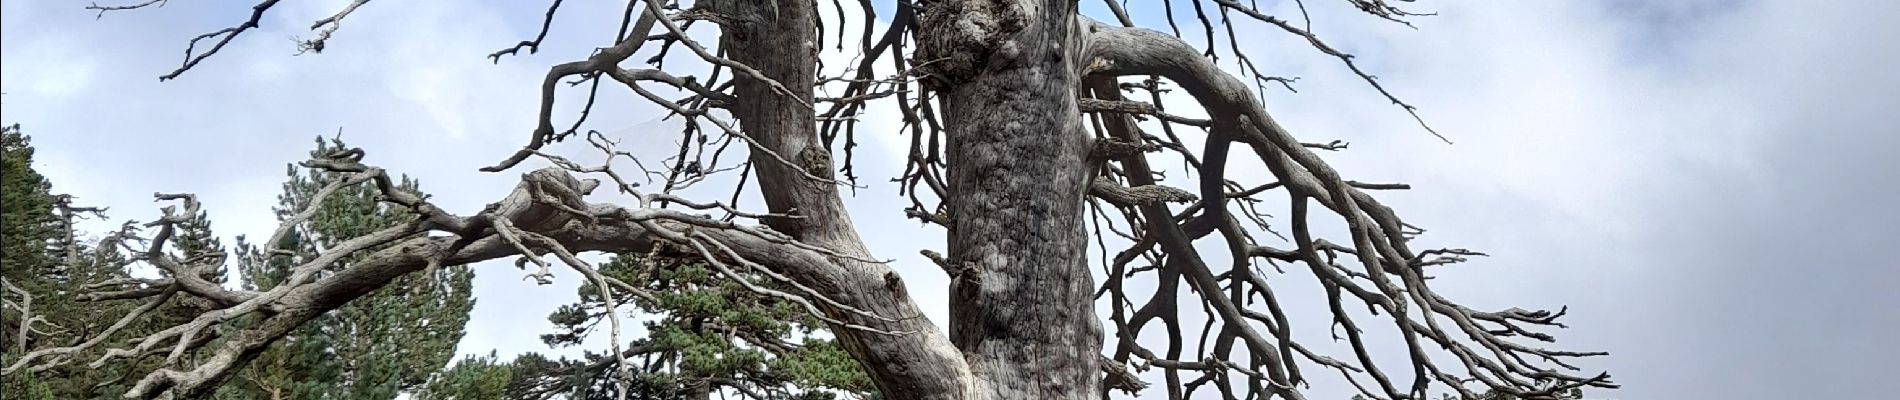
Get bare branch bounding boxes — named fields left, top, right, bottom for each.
left=159, top=0, right=283, bottom=81
left=1210, top=0, right=1450, bottom=143
left=482, top=5, right=661, bottom=172
left=1082, top=16, right=1611, bottom=398
left=296, top=0, right=371, bottom=54
left=85, top=0, right=168, bottom=17
left=1080, top=98, right=1213, bottom=127
left=488, top=0, right=567, bottom=62
left=5, top=145, right=915, bottom=398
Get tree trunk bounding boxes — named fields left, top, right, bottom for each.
left=919, top=1, right=1102, bottom=398
left=716, top=0, right=971, bottom=398
left=716, top=0, right=1102, bottom=398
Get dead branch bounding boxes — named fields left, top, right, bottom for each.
left=2, top=144, right=900, bottom=398
left=84, top=0, right=167, bottom=17
left=488, top=0, right=568, bottom=62
left=296, top=0, right=371, bottom=54
left=1210, top=0, right=1448, bottom=143
left=1081, top=16, right=1611, bottom=399
left=161, top=0, right=282, bottom=81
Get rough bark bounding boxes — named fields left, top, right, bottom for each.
left=716, top=1, right=970, bottom=398
left=918, top=1, right=1103, bottom=398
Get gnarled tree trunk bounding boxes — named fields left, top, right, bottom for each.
left=717, top=0, right=972, bottom=398
left=918, top=1, right=1103, bottom=399
left=722, top=0, right=1103, bottom=398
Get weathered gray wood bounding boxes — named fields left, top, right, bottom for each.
left=919, top=2, right=1103, bottom=398
left=720, top=1, right=970, bottom=398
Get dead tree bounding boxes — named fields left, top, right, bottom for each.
left=4, top=0, right=1614, bottom=399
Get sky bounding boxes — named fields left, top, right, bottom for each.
left=3, top=0, right=1897, bottom=399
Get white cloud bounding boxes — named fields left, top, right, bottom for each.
left=1, top=37, right=98, bottom=100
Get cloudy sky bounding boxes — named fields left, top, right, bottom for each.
left=3, top=0, right=1896, bottom=399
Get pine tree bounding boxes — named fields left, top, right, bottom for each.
left=157, top=209, right=229, bottom=323
left=2, top=124, right=230, bottom=399
left=105, top=209, right=233, bottom=398
left=219, top=136, right=475, bottom=399
left=416, top=351, right=518, bottom=400
left=215, top=231, right=343, bottom=400
left=0, top=124, right=132, bottom=399
left=489, top=252, right=873, bottom=399
left=1, top=124, right=58, bottom=343
left=0, top=124, right=63, bottom=399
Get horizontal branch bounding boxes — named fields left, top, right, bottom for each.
left=20, top=159, right=890, bottom=399
left=1080, top=98, right=1213, bottom=127
left=1090, top=180, right=1199, bottom=207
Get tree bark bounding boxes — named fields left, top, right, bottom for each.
left=716, top=0, right=970, bottom=398
left=919, top=1, right=1103, bottom=398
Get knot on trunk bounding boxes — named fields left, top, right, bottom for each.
left=913, top=1, right=1027, bottom=87
left=496, top=167, right=602, bottom=233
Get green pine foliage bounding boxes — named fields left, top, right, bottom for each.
left=0, top=124, right=58, bottom=293
left=213, top=233, right=344, bottom=400
left=460, top=252, right=874, bottom=399
left=2, top=124, right=229, bottom=398
left=154, top=209, right=231, bottom=328
left=1, top=123, right=62, bottom=399
left=1, top=125, right=129, bottom=398
left=416, top=351, right=518, bottom=400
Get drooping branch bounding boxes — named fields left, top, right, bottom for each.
left=1208, top=0, right=1447, bottom=143
left=1079, top=17, right=1613, bottom=400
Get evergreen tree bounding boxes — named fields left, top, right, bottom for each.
left=157, top=209, right=230, bottom=323
left=112, top=209, right=231, bottom=398
left=0, top=124, right=130, bottom=399
left=417, top=351, right=518, bottom=400
left=489, top=253, right=873, bottom=399
left=0, top=123, right=62, bottom=399
left=20, top=233, right=147, bottom=400
left=1, top=124, right=58, bottom=344
left=214, top=233, right=343, bottom=400
left=218, top=136, right=475, bottom=399
left=2, top=124, right=230, bottom=399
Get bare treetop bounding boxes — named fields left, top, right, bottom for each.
left=9, top=1, right=1614, bottom=399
